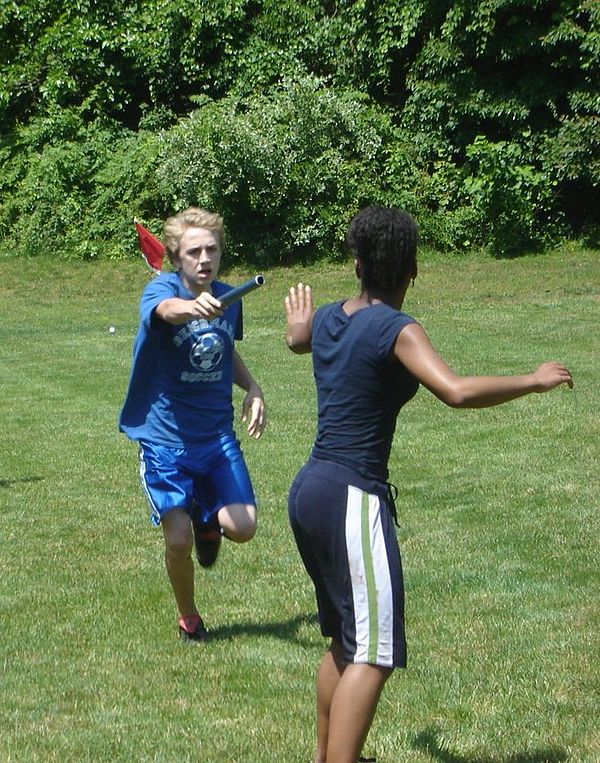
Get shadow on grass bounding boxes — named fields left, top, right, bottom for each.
left=208, top=612, right=318, bottom=645
left=413, top=727, right=568, bottom=763
left=0, top=476, right=44, bottom=488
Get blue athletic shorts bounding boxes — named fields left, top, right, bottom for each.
left=288, top=457, right=406, bottom=669
left=138, top=434, right=256, bottom=527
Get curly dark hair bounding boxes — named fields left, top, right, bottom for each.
left=347, top=206, right=418, bottom=291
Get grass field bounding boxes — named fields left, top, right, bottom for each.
left=0, top=247, right=598, bottom=762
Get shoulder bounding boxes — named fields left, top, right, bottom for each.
left=374, top=302, right=415, bottom=320
left=143, top=271, right=182, bottom=297
left=354, top=303, right=417, bottom=331
left=314, top=300, right=342, bottom=321
left=139, top=273, right=185, bottom=326
left=375, top=303, right=417, bottom=329
left=312, top=301, right=342, bottom=333
left=364, top=305, right=419, bottom=356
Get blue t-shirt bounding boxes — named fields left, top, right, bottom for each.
left=310, top=301, right=419, bottom=481
left=119, top=272, right=243, bottom=446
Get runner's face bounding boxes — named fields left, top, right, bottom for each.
left=174, top=227, right=222, bottom=295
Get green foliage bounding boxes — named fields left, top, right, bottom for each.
left=464, top=136, right=560, bottom=257
left=401, top=0, right=598, bottom=139
left=87, top=128, right=165, bottom=258
left=155, top=78, right=405, bottom=264
left=0, top=0, right=598, bottom=260
left=384, top=135, right=484, bottom=252
left=0, top=110, right=98, bottom=258
left=399, top=0, right=599, bottom=250
left=0, top=108, right=166, bottom=260
left=540, top=115, right=600, bottom=246
left=0, top=0, right=263, bottom=130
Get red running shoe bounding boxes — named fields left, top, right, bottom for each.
left=178, top=614, right=208, bottom=642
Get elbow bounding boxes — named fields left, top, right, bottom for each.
left=436, top=381, right=469, bottom=408
left=440, top=393, right=467, bottom=408
left=446, top=395, right=469, bottom=409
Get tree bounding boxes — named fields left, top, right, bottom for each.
left=0, top=0, right=597, bottom=259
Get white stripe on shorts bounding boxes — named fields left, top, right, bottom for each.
left=138, top=446, right=161, bottom=527
left=345, top=485, right=394, bottom=666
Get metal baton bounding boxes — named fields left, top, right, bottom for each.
left=218, top=274, right=265, bottom=308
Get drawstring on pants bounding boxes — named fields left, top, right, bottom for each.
left=386, top=482, right=399, bottom=527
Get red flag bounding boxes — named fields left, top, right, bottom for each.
left=134, top=219, right=165, bottom=273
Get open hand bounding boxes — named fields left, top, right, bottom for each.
left=242, top=390, right=266, bottom=439
left=285, top=283, right=314, bottom=353
left=533, top=361, right=574, bottom=391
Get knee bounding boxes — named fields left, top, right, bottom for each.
left=220, top=505, right=257, bottom=543
left=164, top=529, right=193, bottom=560
left=166, top=538, right=193, bottom=561
left=228, top=517, right=257, bottom=543
left=161, top=509, right=194, bottom=557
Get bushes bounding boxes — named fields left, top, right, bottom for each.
left=464, top=136, right=560, bottom=257
left=154, top=79, right=404, bottom=263
left=0, top=110, right=98, bottom=259
left=3, top=82, right=404, bottom=263
left=0, top=1, right=598, bottom=261
left=1, top=79, right=591, bottom=263
left=0, top=112, right=163, bottom=260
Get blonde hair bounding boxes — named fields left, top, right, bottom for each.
left=163, top=207, right=225, bottom=261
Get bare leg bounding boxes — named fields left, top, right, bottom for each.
left=218, top=503, right=257, bottom=543
left=161, top=509, right=197, bottom=617
left=319, top=640, right=392, bottom=763
left=327, top=662, right=392, bottom=763
left=314, top=641, right=345, bottom=763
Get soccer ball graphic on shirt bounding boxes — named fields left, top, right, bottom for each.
left=190, top=332, right=224, bottom=371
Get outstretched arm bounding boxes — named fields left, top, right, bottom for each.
left=233, top=351, right=266, bottom=438
left=395, top=323, right=573, bottom=408
left=285, top=283, right=314, bottom=354
left=156, top=291, right=224, bottom=325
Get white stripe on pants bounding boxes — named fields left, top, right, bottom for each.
left=345, top=485, right=394, bottom=666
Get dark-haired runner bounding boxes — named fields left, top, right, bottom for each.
left=285, top=205, right=572, bottom=763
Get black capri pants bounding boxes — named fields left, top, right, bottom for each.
left=288, top=457, right=407, bottom=669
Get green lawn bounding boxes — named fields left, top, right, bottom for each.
left=0, top=248, right=598, bottom=762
